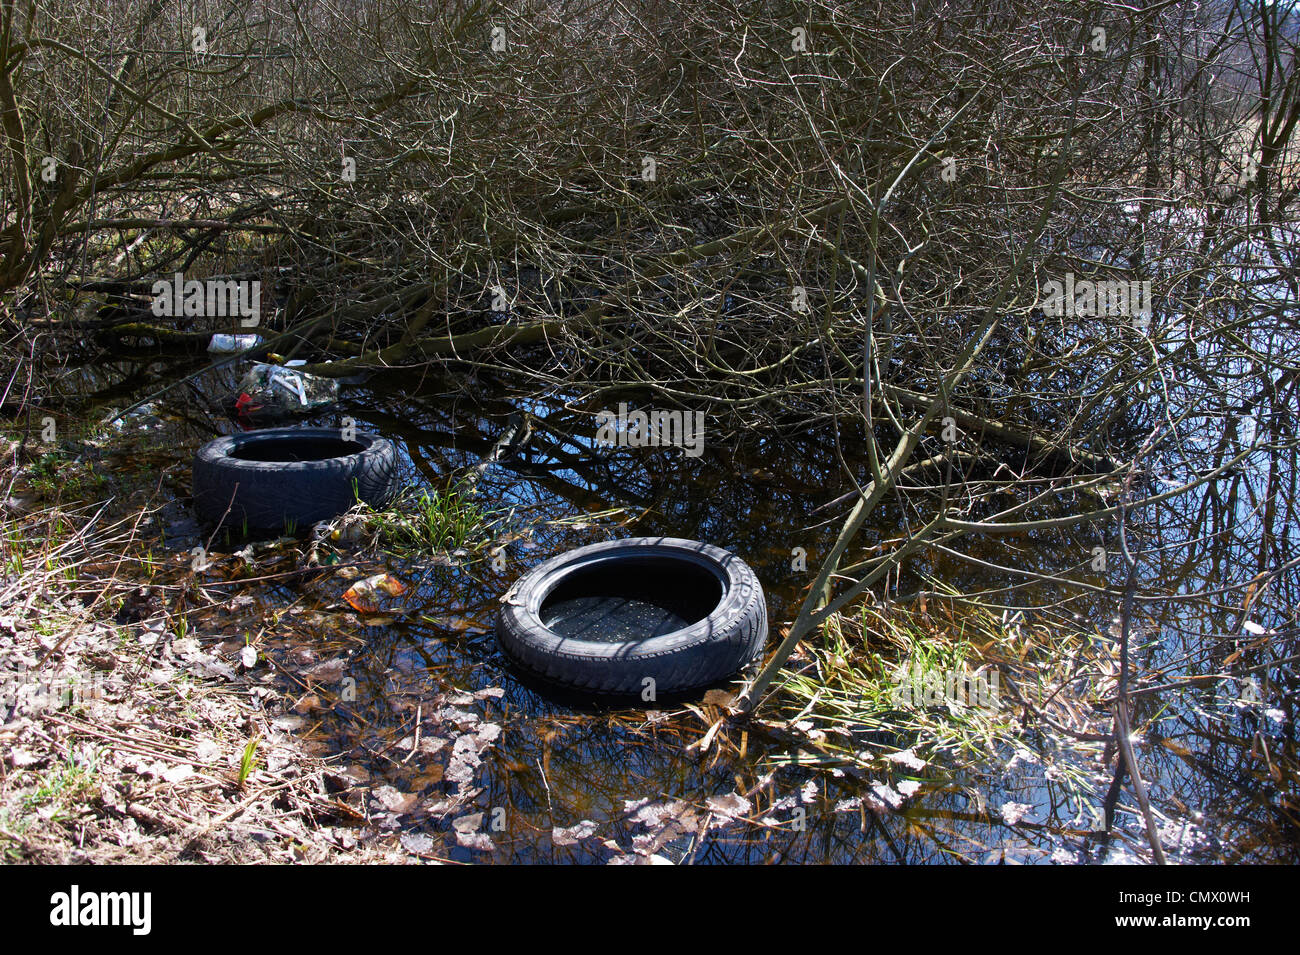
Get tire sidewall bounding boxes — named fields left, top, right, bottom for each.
left=497, top=537, right=766, bottom=688
left=192, top=427, right=396, bottom=530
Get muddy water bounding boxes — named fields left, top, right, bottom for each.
left=56, top=356, right=1300, bottom=863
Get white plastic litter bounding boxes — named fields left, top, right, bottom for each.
left=234, top=362, right=338, bottom=413
left=208, top=333, right=263, bottom=353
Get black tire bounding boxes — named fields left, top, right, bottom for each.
left=497, top=537, right=767, bottom=696
left=192, top=427, right=397, bottom=532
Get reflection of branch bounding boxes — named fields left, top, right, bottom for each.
left=1111, top=434, right=1167, bottom=864
left=355, top=403, right=656, bottom=511
left=883, top=384, right=1120, bottom=472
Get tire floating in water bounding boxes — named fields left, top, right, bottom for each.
left=496, top=537, right=767, bottom=696
left=192, top=427, right=397, bottom=532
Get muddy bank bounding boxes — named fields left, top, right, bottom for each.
left=0, top=427, right=427, bottom=863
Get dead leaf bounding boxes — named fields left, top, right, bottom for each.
left=400, top=832, right=436, bottom=855
left=161, top=763, right=195, bottom=784
left=552, top=820, right=599, bottom=846
left=292, top=693, right=323, bottom=714
left=452, top=812, right=484, bottom=833
left=702, top=689, right=736, bottom=709
left=10, top=747, right=42, bottom=767
left=301, top=657, right=347, bottom=683
left=886, top=747, right=927, bottom=771
left=1000, top=801, right=1035, bottom=825
left=870, top=781, right=904, bottom=810
left=371, top=785, right=419, bottom=815
left=289, top=647, right=316, bottom=666
left=456, top=830, right=494, bottom=851
left=705, top=792, right=750, bottom=826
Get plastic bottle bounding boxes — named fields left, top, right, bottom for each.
left=207, top=334, right=263, bottom=353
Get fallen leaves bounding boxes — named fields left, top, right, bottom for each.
left=614, top=792, right=756, bottom=863
left=867, top=781, right=904, bottom=812
left=160, top=763, right=195, bottom=785
left=9, top=747, right=41, bottom=768
left=624, top=798, right=701, bottom=861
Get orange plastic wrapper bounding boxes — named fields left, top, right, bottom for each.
left=341, top=573, right=407, bottom=614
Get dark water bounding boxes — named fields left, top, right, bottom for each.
left=542, top=595, right=696, bottom=642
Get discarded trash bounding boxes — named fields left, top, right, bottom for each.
left=342, top=573, right=407, bottom=614
left=208, top=333, right=264, bottom=354
left=232, top=362, right=338, bottom=420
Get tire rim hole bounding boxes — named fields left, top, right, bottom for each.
left=539, top=557, right=723, bottom=643
left=229, top=437, right=364, bottom=462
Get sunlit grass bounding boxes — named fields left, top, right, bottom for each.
left=776, top=583, right=1109, bottom=809
left=348, top=483, right=503, bottom=559
left=238, top=736, right=261, bottom=788
left=6, top=751, right=102, bottom=840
